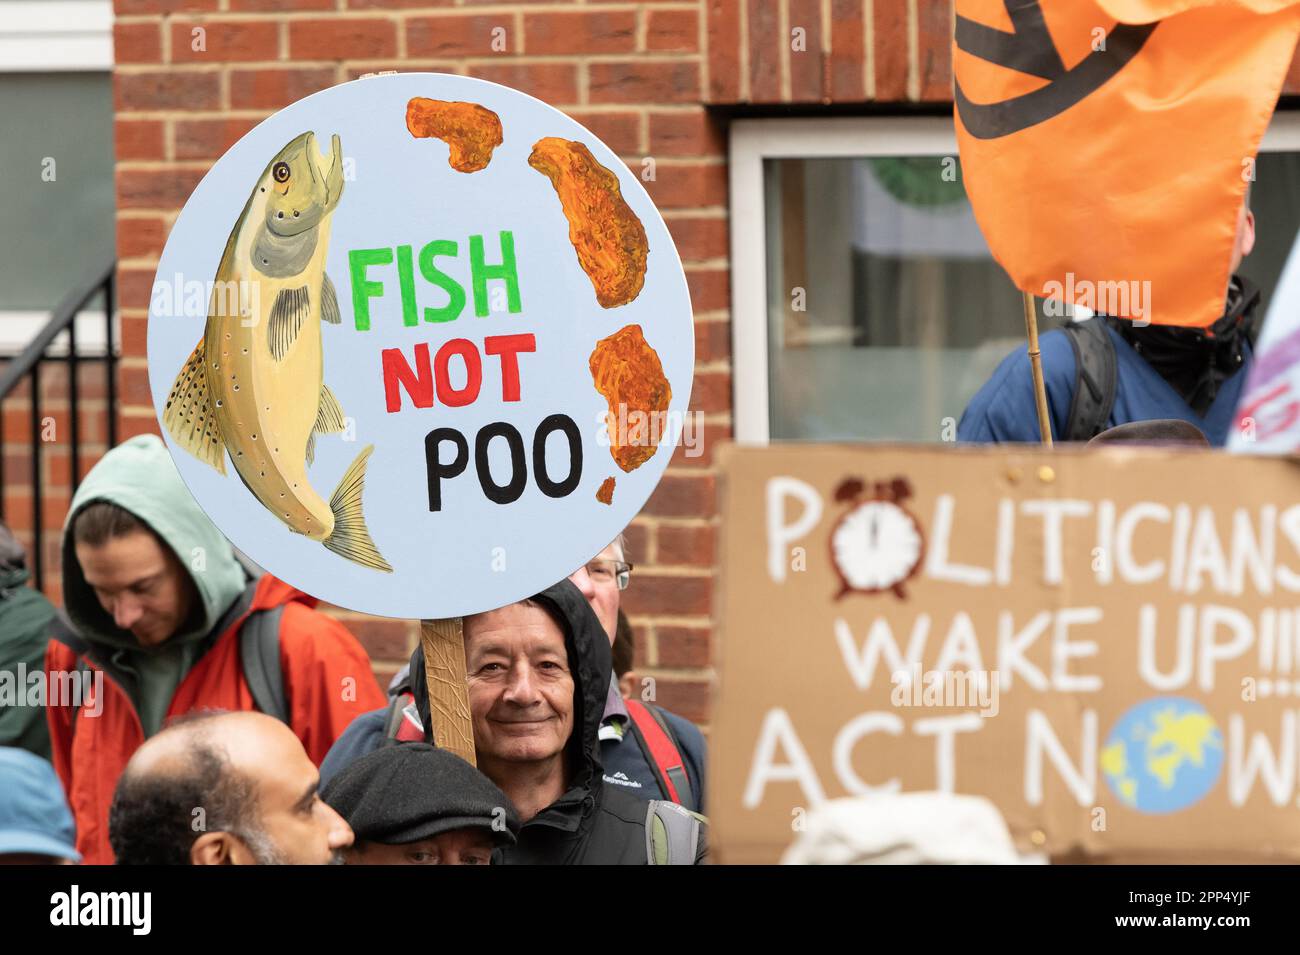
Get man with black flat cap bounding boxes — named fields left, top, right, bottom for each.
left=322, top=742, right=518, bottom=865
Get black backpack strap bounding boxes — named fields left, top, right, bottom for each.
left=1063, top=318, right=1117, bottom=442
left=239, top=604, right=289, bottom=724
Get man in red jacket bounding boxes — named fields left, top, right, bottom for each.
left=45, top=435, right=386, bottom=864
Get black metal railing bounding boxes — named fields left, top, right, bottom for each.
left=0, top=259, right=118, bottom=590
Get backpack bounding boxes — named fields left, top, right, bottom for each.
left=624, top=698, right=695, bottom=809
left=49, top=580, right=290, bottom=728
left=1062, top=317, right=1118, bottom=442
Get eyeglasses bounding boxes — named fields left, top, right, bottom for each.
left=584, top=559, right=633, bottom=591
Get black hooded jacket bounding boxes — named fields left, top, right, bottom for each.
left=409, top=580, right=703, bottom=864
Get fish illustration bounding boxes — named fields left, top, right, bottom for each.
left=164, top=131, right=392, bottom=573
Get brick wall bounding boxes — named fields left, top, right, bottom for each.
left=105, top=0, right=1300, bottom=721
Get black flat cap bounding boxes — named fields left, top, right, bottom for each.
left=321, top=743, right=520, bottom=847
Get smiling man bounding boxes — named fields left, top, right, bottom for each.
left=46, top=435, right=386, bottom=864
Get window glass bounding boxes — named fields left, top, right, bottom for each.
left=763, top=148, right=1300, bottom=442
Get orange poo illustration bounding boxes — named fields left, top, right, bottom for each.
left=406, top=98, right=503, bottom=173
left=589, top=325, right=671, bottom=473
left=596, top=477, right=616, bottom=505
left=528, top=137, right=648, bottom=309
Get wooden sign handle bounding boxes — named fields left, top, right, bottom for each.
left=419, top=618, right=476, bottom=766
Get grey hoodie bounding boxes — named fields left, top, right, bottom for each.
left=61, top=434, right=246, bottom=736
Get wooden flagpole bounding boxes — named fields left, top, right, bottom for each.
left=1022, top=291, right=1053, bottom=448
left=419, top=618, right=476, bottom=766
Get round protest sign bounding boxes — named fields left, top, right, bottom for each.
left=147, top=73, right=694, bottom=619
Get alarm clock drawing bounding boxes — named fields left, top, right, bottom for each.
left=830, top=477, right=925, bottom=600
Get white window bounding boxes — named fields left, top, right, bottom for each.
left=730, top=114, right=1300, bottom=443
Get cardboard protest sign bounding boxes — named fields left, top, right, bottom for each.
left=147, top=73, right=693, bottom=619
left=713, top=444, right=1300, bottom=863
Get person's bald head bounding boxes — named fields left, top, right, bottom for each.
left=109, top=711, right=352, bottom=865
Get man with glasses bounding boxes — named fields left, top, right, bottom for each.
left=319, top=536, right=708, bottom=814
left=568, top=537, right=707, bottom=814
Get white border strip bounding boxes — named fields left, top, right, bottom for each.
left=0, top=1, right=114, bottom=72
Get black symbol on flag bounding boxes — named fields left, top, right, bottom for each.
left=955, top=1, right=1158, bottom=139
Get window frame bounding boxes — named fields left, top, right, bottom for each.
left=0, top=1, right=113, bottom=72
left=728, top=112, right=1300, bottom=444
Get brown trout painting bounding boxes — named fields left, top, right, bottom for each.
left=163, top=131, right=392, bottom=573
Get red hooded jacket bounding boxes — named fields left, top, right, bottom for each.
left=45, top=574, right=386, bottom=865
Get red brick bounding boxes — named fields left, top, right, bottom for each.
left=289, top=19, right=397, bottom=60
left=639, top=161, right=725, bottom=209
left=524, top=11, right=636, bottom=56
left=874, top=0, right=908, bottom=100
left=230, top=0, right=332, bottom=10
left=115, top=0, right=217, bottom=14
left=76, top=364, right=110, bottom=402
left=118, top=412, right=162, bottom=440
left=115, top=118, right=165, bottom=161
left=692, top=319, right=730, bottom=362
left=348, top=0, right=453, bottom=8
left=117, top=216, right=168, bottom=259
left=648, top=110, right=724, bottom=157
left=707, top=0, right=741, bottom=102
left=686, top=268, right=729, bottom=312
left=623, top=521, right=651, bottom=564
left=667, top=216, right=727, bottom=262
left=788, top=0, right=825, bottom=101
left=829, top=0, right=866, bottom=101
left=620, top=572, right=712, bottom=616
left=407, top=14, right=504, bottom=57
left=117, top=168, right=204, bottom=211
left=918, top=0, right=952, bottom=101
left=115, top=71, right=220, bottom=111
left=655, top=624, right=711, bottom=667
left=588, top=61, right=699, bottom=105
left=346, top=617, right=414, bottom=661
left=120, top=316, right=149, bottom=357
left=747, top=0, right=781, bottom=102
left=47, top=452, right=102, bottom=489
left=230, top=67, right=336, bottom=109
left=120, top=365, right=152, bottom=406
left=466, top=63, right=579, bottom=106
left=646, top=8, right=698, bottom=52
left=689, top=369, right=731, bottom=414
left=171, top=21, right=280, bottom=63
left=642, top=472, right=716, bottom=518
left=114, top=22, right=162, bottom=63
left=648, top=677, right=710, bottom=723
left=174, top=117, right=260, bottom=160
left=657, top=524, right=715, bottom=568
left=670, top=418, right=728, bottom=468
left=571, top=109, right=642, bottom=155
left=117, top=267, right=158, bottom=312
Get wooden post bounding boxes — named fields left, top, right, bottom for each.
left=1022, top=291, right=1054, bottom=449
left=419, top=618, right=476, bottom=766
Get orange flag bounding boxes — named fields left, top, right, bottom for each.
left=954, top=0, right=1300, bottom=327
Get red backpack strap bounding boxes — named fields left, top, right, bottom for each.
left=625, top=699, right=692, bottom=806
left=383, top=691, right=425, bottom=744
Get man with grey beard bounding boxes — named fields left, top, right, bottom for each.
left=109, top=710, right=353, bottom=865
